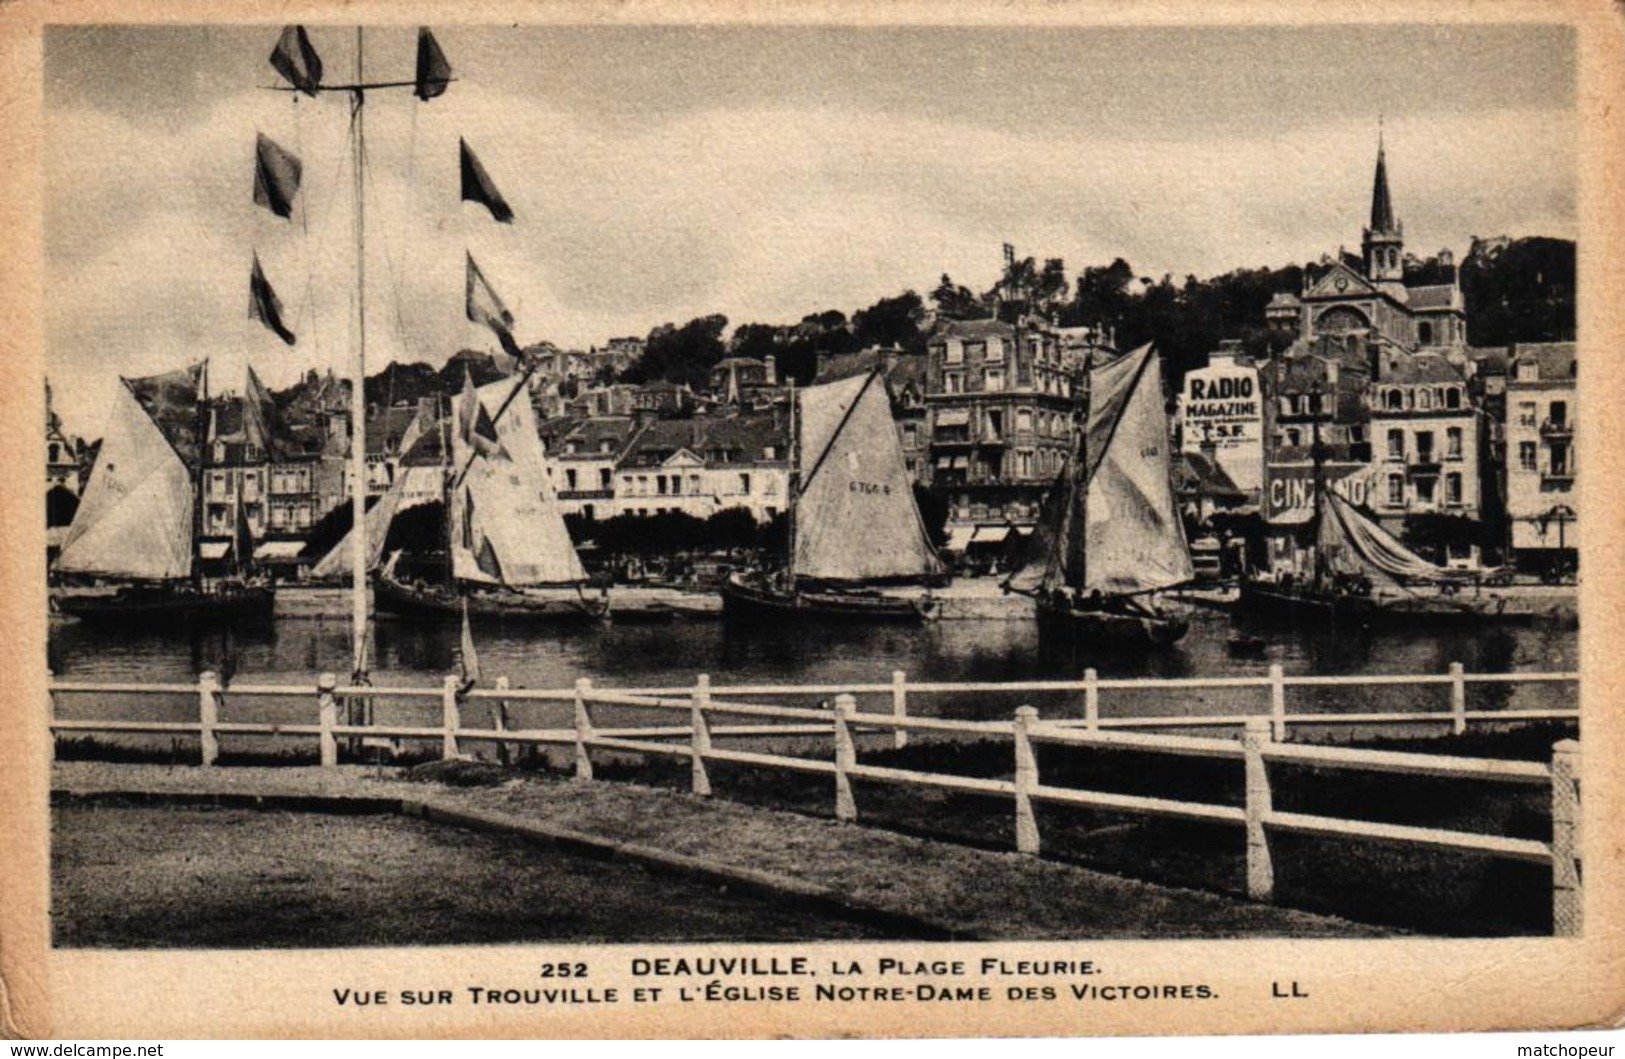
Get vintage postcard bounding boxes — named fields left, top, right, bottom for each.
left=2, top=0, right=1622, bottom=1040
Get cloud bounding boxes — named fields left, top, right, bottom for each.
left=45, top=77, right=1575, bottom=436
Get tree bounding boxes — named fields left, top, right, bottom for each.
left=931, top=273, right=985, bottom=320
left=620, top=314, right=729, bottom=388
left=852, top=290, right=926, bottom=353
left=704, top=507, right=760, bottom=551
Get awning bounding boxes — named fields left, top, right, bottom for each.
left=970, top=525, right=1011, bottom=544
left=254, top=541, right=306, bottom=560
left=199, top=541, right=231, bottom=560
left=935, top=409, right=970, bottom=427
left=944, top=526, right=975, bottom=551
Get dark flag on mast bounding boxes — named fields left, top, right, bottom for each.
left=414, top=28, right=452, bottom=101
left=269, top=26, right=323, bottom=97
left=460, top=139, right=513, bottom=223
left=465, top=253, right=521, bottom=358
left=249, top=254, right=296, bottom=345
left=253, top=134, right=302, bottom=219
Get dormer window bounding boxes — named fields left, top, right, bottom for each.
left=1385, top=389, right=1403, bottom=410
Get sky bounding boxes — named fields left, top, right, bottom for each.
left=44, top=22, right=1577, bottom=435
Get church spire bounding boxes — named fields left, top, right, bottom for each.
left=1370, top=119, right=1395, bottom=233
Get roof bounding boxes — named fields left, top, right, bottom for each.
left=1508, top=342, right=1577, bottom=384
left=1468, top=346, right=1510, bottom=375
left=364, top=406, right=421, bottom=456
left=1174, top=452, right=1247, bottom=500
left=813, top=348, right=927, bottom=395
left=619, top=414, right=787, bottom=468
left=557, top=416, right=640, bottom=457
left=1406, top=284, right=1460, bottom=311
left=1378, top=351, right=1466, bottom=386
left=931, top=318, right=1013, bottom=341
left=1266, top=291, right=1302, bottom=308
left=712, top=356, right=765, bottom=370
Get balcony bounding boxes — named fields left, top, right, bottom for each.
left=1407, top=460, right=1441, bottom=477
left=557, top=489, right=614, bottom=501
left=1542, top=465, right=1576, bottom=485
left=1540, top=419, right=1574, bottom=438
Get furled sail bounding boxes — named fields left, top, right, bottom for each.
left=1008, top=343, right=1192, bottom=596
left=55, top=366, right=203, bottom=581
left=794, top=370, right=946, bottom=583
left=1319, top=490, right=1447, bottom=583
left=449, top=372, right=587, bottom=587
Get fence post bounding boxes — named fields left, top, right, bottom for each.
left=1551, top=739, right=1581, bottom=937
left=891, top=670, right=909, bottom=750
left=1268, top=664, right=1287, bottom=742
left=441, top=674, right=461, bottom=761
left=833, top=694, right=857, bottom=822
left=317, top=672, right=338, bottom=769
left=492, top=676, right=511, bottom=767
left=691, top=674, right=712, bottom=797
left=1449, top=662, right=1467, bottom=736
left=1083, top=668, right=1100, bottom=731
left=198, top=670, right=220, bottom=767
left=1013, top=706, right=1041, bottom=856
left=1242, top=717, right=1275, bottom=902
left=573, top=677, right=594, bottom=781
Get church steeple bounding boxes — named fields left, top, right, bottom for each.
left=1362, top=120, right=1404, bottom=284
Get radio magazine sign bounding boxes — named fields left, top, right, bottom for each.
left=1178, top=358, right=1263, bottom=493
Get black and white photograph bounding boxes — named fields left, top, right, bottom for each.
left=11, top=4, right=1620, bottom=1040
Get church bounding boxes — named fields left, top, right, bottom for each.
left=1264, top=132, right=1468, bottom=358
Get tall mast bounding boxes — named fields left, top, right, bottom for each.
left=785, top=381, right=799, bottom=592
left=1075, top=349, right=1093, bottom=594
left=348, top=26, right=369, bottom=680
left=192, top=359, right=210, bottom=590
left=1309, top=379, right=1325, bottom=591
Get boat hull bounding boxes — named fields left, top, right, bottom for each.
left=54, top=584, right=275, bottom=623
left=1034, top=599, right=1189, bottom=649
left=1236, top=579, right=1534, bottom=627
left=720, top=573, right=940, bottom=624
left=375, top=574, right=608, bottom=622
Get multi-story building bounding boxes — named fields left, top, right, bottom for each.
left=1366, top=348, right=1480, bottom=551
left=1503, top=342, right=1577, bottom=569
left=1257, top=342, right=1375, bottom=547
left=45, top=382, right=84, bottom=496
left=542, top=415, right=640, bottom=522
left=924, top=318, right=1111, bottom=547
left=613, top=414, right=788, bottom=523
left=709, top=356, right=778, bottom=405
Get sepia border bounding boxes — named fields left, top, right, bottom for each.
left=3, top=0, right=1623, bottom=1039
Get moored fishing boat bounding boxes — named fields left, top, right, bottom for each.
left=720, top=368, right=948, bottom=623
left=52, top=363, right=274, bottom=623
left=1005, top=342, right=1193, bottom=650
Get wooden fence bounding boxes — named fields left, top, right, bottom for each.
left=48, top=665, right=1581, bottom=935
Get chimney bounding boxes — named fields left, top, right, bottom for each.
left=764, top=354, right=777, bottom=385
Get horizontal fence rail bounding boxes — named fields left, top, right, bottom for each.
left=48, top=664, right=1581, bottom=935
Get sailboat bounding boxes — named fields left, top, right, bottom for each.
left=53, top=363, right=275, bottom=621
left=1238, top=487, right=1526, bottom=626
left=720, top=368, right=948, bottom=622
left=1005, top=342, right=1193, bottom=649
left=373, top=366, right=608, bottom=621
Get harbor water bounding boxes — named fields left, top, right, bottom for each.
left=48, top=598, right=1580, bottom=743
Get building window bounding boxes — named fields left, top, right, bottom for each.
left=739, top=473, right=751, bottom=495
left=944, top=373, right=963, bottom=394
left=1416, top=477, right=1436, bottom=505
left=1551, top=442, right=1571, bottom=477
left=1284, top=428, right=1301, bottom=447
left=1418, top=389, right=1432, bottom=411
left=985, top=369, right=1005, bottom=392
left=1445, top=388, right=1462, bottom=410
left=1518, top=402, right=1537, bottom=428
left=1446, top=473, right=1463, bottom=506
left=944, top=341, right=963, bottom=365
left=1519, top=442, right=1537, bottom=472
left=1386, top=429, right=1404, bottom=460
left=565, top=469, right=578, bottom=491
left=1388, top=475, right=1404, bottom=505
left=600, top=469, right=612, bottom=490
left=1416, top=431, right=1435, bottom=463
left=986, top=338, right=1005, bottom=363
left=1016, top=409, right=1033, bottom=432
left=987, top=410, right=1004, bottom=439
left=1418, top=321, right=1434, bottom=345
left=1446, top=427, right=1463, bottom=458
left=1550, top=400, right=1568, bottom=427
left=1386, top=389, right=1403, bottom=410
left=1516, top=360, right=1539, bottom=383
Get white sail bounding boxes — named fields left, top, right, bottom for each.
left=794, top=370, right=946, bottom=583
left=1081, top=344, right=1194, bottom=595
left=310, top=469, right=408, bottom=579
left=1006, top=343, right=1192, bottom=597
left=55, top=373, right=197, bottom=581
left=1319, top=490, right=1447, bottom=583
left=449, top=373, right=587, bottom=587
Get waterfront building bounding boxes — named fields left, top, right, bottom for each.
left=924, top=317, right=1113, bottom=549
left=542, top=415, right=640, bottom=521
left=1366, top=347, right=1480, bottom=538
left=1502, top=342, right=1577, bottom=570
left=613, top=413, right=788, bottom=523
